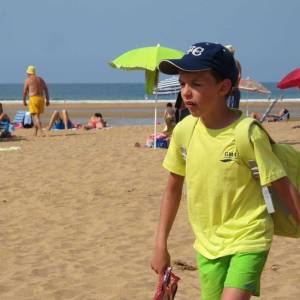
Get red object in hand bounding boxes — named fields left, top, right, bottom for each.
left=153, top=267, right=180, bottom=300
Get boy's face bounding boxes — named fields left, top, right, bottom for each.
left=179, top=70, right=231, bottom=117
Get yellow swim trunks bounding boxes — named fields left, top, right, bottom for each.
left=29, top=96, right=45, bottom=114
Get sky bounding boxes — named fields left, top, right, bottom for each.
left=0, top=0, right=299, bottom=83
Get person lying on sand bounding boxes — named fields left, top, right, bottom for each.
left=46, top=110, right=75, bottom=130
left=0, top=102, right=11, bottom=123
left=84, top=113, right=107, bottom=130
left=251, top=108, right=290, bottom=122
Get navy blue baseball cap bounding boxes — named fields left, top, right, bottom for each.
left=159, top=42, right=238, bottom=86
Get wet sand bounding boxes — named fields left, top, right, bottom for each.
left=3, top=100, right=300, bottom=126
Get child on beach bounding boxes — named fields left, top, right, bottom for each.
left=151, top=42, right=300, bottom=300
left=0, top=102, right=10, bottom=123
left=162, top=102, right=176, bottom=135
left=84, top=113, right=107, bottom=130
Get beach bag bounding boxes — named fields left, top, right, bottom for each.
left=180, top=115, right=300, bottom=238
left=145, top=133, right=169, bottom=149
left=235, top=117, right=300, bottom=238
left=23, top=112, right=34, bottom=128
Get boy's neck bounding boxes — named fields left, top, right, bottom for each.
left=200, top=107, right=240, bottom=129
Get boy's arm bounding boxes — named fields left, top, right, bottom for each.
left=42, top=79, right=50, bottom=106
left=22, top=80, right=29, bottom=106
left=151, top=172, right=184, bottom=274
left=272, top=176, right=300, bottom=225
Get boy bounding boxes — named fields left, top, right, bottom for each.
left=151, top=42, right=300, bottom=300
left=163, top=102, right=176, bottom=135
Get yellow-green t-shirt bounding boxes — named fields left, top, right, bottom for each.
left=163, top=114, right=286, bottom=259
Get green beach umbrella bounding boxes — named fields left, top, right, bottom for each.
left=110, top=44, right=184, bottom=95
left=110, top=44, right=183, bottom=148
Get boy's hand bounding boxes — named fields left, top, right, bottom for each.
left=151, top=247, right=170, bottom=274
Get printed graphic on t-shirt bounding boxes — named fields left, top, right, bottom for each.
left=220, top=150, right=237, bottom=162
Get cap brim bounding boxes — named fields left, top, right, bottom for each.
left=159, top=59, right=211, bottom=75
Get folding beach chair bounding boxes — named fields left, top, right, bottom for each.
left=12, top=111, right=33, bottom=128
left=259, top=96, right=282, bottom=123
left=13, top=111, right=26, bottom=127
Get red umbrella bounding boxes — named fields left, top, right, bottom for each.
left=277, top=67, right=300, bottom=89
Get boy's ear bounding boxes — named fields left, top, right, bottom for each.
left=219, top=79, right=232, bottom=96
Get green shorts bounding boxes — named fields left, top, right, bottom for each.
left=196, top=251, right=269, bottom=300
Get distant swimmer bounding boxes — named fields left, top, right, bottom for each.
left=22, top=65, right=50, bottom=136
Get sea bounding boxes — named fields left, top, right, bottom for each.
left=0, top=82, right=299, bottom=103
left=1, top=82, right=299, bottom=126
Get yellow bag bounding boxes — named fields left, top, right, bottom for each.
left=235, top=117, right=300, bottom=238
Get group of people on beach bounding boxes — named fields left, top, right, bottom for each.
left=0, top=65, right=107, bottom=137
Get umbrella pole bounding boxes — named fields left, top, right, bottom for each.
left=154, top=93, right=158, bottom=149
left=246, top=91, right=249, bottom=116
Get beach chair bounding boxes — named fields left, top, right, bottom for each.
left=277, top=110, right=290, bottom=121
left=13, top=111, right=26, bottom=127
left=12, top=111, right=33, bottom=128
left=259, top=96, right=282, bottom=123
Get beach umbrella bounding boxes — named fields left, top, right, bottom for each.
left=155, top=76, right=271, bottom=96
left=110, top=44, right=183, bottom=148
left=277, top=67, right=300, bottom=89
left=239, top=77, right=271, bottom=116
left=154, top=76, right=181, bottom=96
left=110, top=44, right=183, bottom=94
left=239, top=78, right=271, bottom=95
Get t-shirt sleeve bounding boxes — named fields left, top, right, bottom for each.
left=250, top=124, right=286, bottom=186
left=162, top=127, right=186, bottom=176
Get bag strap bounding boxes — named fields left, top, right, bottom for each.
left=234, top=117, right=257, bottom=166
left=235, top=117, right=275, bottom=167
left=235, top=117, right=276, bottom=213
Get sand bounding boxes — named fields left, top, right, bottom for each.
left=1, top=103, right=300, bottom=299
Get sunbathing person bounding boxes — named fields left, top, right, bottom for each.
left=0, top=102, right=11, bottom=123
left=46, top=110, right=74, bottom=130
left=251, top=108, right=290, bottom=122
left=84, top=113, right=107, bottom=130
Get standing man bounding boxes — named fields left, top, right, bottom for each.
left=23, top=65, right=50, bottom=136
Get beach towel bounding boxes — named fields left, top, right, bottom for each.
left=0, top=146, right=21, bottom=151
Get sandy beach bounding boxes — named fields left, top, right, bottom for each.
left=1, top=103, right=300, bottom=300
left=3, top=100, right=300, bottom=126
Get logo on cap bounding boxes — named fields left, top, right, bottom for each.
left=187, top=46, right=204, bottom=56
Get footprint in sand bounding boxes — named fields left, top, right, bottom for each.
left=173, top=260, right=197, bottom=271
